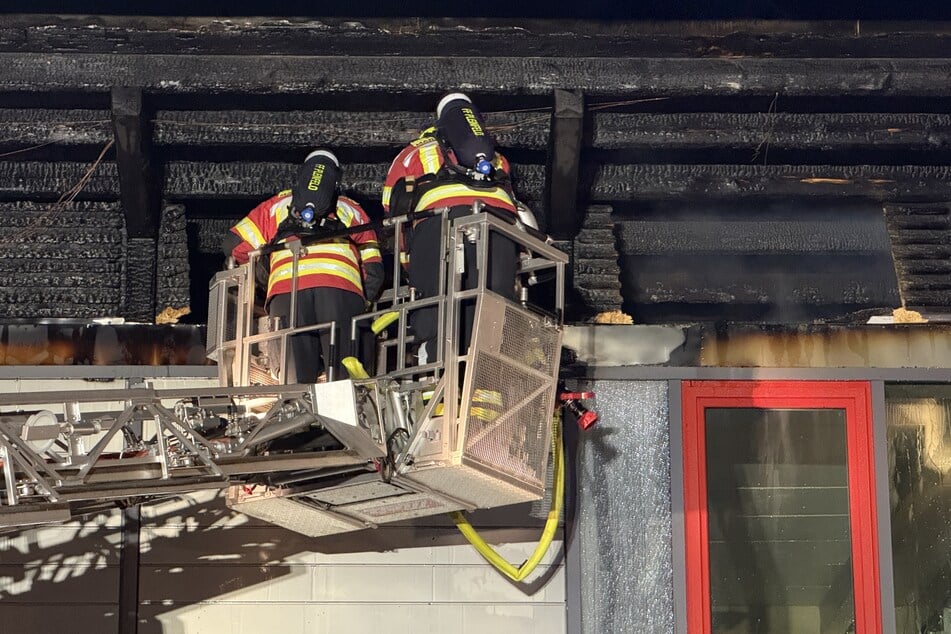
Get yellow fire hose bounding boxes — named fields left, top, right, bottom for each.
left=449, top=412, right=564, bottom=583
left=342, top=346, right=565, bottom=583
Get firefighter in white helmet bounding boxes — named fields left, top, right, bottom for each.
left=226, top=150, right=384, bottom=382
left=382, top=92, right=523, bottom=363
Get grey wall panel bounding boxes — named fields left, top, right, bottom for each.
left=579, top=380, right=673, bottom=633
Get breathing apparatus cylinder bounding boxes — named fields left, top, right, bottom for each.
left=436, top=93, right=496, bottom=174
left=291, top=149, right=341, bottom=223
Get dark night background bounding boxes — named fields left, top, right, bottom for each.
left=0, top=0, right=949, bottom=19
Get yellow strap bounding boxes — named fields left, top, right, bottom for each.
left=473, top=388, right=503, bottom=406
left=371, top=311, right=400, bottom=335
left=341, top=357, right=369, bottom=379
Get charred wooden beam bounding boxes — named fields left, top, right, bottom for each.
left=592, top=112, right=951, bottom=157
left=619, top=253, right=900, bottom=306
left=884, top=202, right=951, bottom=309
left=111, top=88, right=158, bottom=239
left=1, top=54, right=949, bottom=97
left=1, top=16, right=950, bottom=59
left=187, top=217, right=234, bottom=254
left=0, top=109, right=111, bottom=147
left=590, top=164, right=951, bottom=201
left=0, top=202, right=125, bottom=318
left=545, top=90, right=584, bottom=238
left=161, top=161, right=546, bottom=203
left=112, top=87, right=159, bottom=322
left=5, top=159, right=943, bottom=207
left=613, top=208, right=891, bottom=255
left=155, top=203, right=191, bottom=318
left=0, top=161, right=118, bottom=200
left=153, top=110, right=548, bottom=150
left=571, top=205, right=622, bottom=314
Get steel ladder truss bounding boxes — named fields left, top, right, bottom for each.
left=0, top=212, right=568, bottom=535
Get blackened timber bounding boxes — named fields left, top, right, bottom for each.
left=2, top=54, right=950, bottom=97
left=5, top=160, right=944, bottom=205
left=187, top=217, right=234, bottom=254
left=155, top=204, right=191, bottom=315
left=112, top=87, right=159, bottom=322
left=2, top=16, right=951, bottom=59
left=162, top=161, right=546, bottom=202
left=0, top=202, right=125, bottom=318
left=162, top=161, right=384, bottom=200
left=620, top=253, right=900, bottom=306
left=571, top=205, right=622, bottom=314
left=613, top=204, right=891, bottom=255
left=884, top=202, right=951, bottom=308
left=545, top=90, right=584, bottom=238
left=153, top=110, right=548, bottom=150
left=590, top=164, right=951, bottom=201
left=0, top=109, right=111, bottom=147
left=0, top=161, right=118, bottom=200
left=112, top=88, right=158, bottom=239
left=592, top=112, right=951, bottom=157
left=125, top=237, right=157, bottom=323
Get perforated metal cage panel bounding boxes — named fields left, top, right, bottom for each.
left=205, top=275, right=227, bottom=362
left=462, top=297, right=560, bottom=493
left=206, top=270, right=241, bottom=363
left=398, top=294, right=561, bottom=507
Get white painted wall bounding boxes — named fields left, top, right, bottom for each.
left=0, top=378, right=566, bottom=634
left=139, top=492, right=564, bottom=634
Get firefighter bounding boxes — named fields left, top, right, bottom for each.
left=226, top=150, right=383, bottom=383
left=382, top=92, right=519, bottom=363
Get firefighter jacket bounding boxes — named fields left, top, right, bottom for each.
left=230, top=191, right=383, bottom=302
left=382, top=132, right=517, bottom=265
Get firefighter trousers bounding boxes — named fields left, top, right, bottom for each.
left=267, top=287, right=365, bottom=383
left=408, top=206, right=518, bottom=360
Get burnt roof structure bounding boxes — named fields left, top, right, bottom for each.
left=0, top=16, right=949, bottom=325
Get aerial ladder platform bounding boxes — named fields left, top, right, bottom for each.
left=0, top=210, right=568, bottom=537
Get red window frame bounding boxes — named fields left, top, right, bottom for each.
left=681, top=380, right=880, bottom=634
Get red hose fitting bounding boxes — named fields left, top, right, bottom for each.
left=559, top=391, right=599, bottom=430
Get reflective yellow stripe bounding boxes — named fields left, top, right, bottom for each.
left=335, top=200, right=355, bottom=226
left=418, top=143, right=441, bottom=175
left=360, top=246, right=382, bottom=261
left=267, top=260, right=363, bottom=295
left=399, top=252, right=410, bottom=264
left=415, top=184, right=514, bottom=212
left=381, top=186, right=393, bottom=207
left=473, top=389, right=503, bottom=406
left=234, top=218, right=266, bottom=248
left=270, top=242, right=357, bottom=265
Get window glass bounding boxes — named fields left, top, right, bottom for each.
left=705, top=408, right=855, bottom=634
left=885, top=385, right=951, bottom=633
